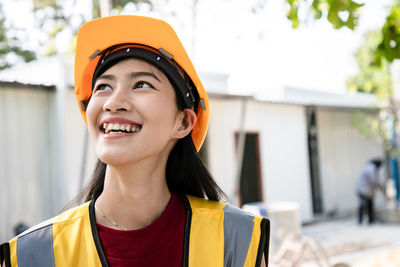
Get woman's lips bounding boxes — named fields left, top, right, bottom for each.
left=102, top=123, right=142, bottom=134
left=99, top=117, right=142, bottom=134
left=102, top=131, right=138, bottom=139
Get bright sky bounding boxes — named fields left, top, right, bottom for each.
left=1, top=0, right=394, bottom=95
left=192, top=0, right=393, bottom=95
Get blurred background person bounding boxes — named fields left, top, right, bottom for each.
left=356, top=158, right=386, bottom=225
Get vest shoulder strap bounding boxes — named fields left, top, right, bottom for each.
left=186, top=195, right=270, bottom=267
left=8, top=202, right=93, bottom=267
left=224, top=203, right=257, bottom=266
left=15, top=221, right=54, bottom=267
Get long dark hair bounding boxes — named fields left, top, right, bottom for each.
left=68, top=63, right=225, bottom=208
left=78, top=133, right=224, bottom=204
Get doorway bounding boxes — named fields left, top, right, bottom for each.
left=235, top=133, right=263, bottom=206
left=306, top=107, right=323, bottom=214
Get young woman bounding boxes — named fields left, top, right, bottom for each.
left=1, top=15, right=269, bottom=267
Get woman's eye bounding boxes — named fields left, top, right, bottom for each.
left=95, top=84, right=112, bottom=92
left=135, top=81, right=153, bottom=89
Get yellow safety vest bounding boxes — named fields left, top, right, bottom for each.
left=1, top=195, right=269, bottom=267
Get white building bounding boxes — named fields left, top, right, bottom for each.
left=205, top=85, right=384, bottom=222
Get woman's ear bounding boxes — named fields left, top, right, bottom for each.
left=175, top=108, right=197, bottom=138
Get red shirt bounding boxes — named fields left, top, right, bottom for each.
left=97, top=194, right=186, bottom=267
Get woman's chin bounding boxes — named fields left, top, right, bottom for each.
left=97, top=151, right=135, bottom=167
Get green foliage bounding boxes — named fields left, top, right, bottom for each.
left=347, top=29, right=398, bottom=154
left=375, top=6, right=400, bottom=65
left=48, top=23, right=63, bottom=39
left=92, top=0, right=100, bottom=18
left=66, top=34, right=77, bottom=55
left=347, top=30, right=392, bottom=99
left=32, top=0, right=58, bottom=11
left=285, top=0, right=363, bottom=30
left=352, top=112, right=384, bottom=138
left=286, top=0, right=300, bottom=28
left=44, top=42, right=58, bottom=56
left=351, top=111, right=392, bottom=151
left=327, top=0, right=363, bottom=29
left=0, top=3, right=36, bottom=70
left=32, top=0, right=83, bottom=55
left=25, top=0, right=400, bottom=67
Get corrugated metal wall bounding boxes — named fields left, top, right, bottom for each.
left=317, top=108, right=384, bottom=215
left=0, top=83, right=105, bottom=243
left=0, top=86, right=55, bottom=242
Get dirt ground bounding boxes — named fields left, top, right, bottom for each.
left=271, top=216, right=400, bottom=267
left=360, top=248, right=400, bottom=267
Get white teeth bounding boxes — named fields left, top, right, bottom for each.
left=103, top=123, right=140, bottom=134
left=108, top=123, right=113, bottom=132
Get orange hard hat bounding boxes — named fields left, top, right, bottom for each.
left=74, top=15, right=209, bottom=151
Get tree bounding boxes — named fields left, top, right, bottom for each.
left=347, top=29, right=399, bottom=167
left=280, top=0, right=400, bottom=188
left=285, top=0, right=363, bottom=30
left=284, top=0, right=400, bottom=65
left=31, top=0, right=152, bottom=55
left=347, top=30, right=392, bottom=98
left=2, top=0, right=399, bottom=67
left=342, top=9, right=399, bottom=157
left=375, top=2, right=400, bottom=65
left=0, top=3, right=36, bottom=70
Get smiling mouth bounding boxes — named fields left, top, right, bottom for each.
left=101, top=123, right=142, bottom=134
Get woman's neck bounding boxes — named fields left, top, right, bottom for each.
left=95, top=160, right=171, bottom=230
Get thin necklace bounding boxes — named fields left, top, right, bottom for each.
left=95, top=203, right=123, bottom=229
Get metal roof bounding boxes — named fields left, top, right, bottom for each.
left=254, top=86, right=380, bottom=109
left=0, top=56, right=74, bottom=88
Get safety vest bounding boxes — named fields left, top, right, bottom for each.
left=1, top=195, right=270, bottom=267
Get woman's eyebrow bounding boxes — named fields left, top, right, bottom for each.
left=130, top=71, right=161, bottom=82
left=96, top=73, right=115, bottom=81
left=96, top=72, right=161, bottom=82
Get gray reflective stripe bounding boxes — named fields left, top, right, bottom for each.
left=223, top=204, right=255, bottom=267
left=17, top=224, right=54, bottom=267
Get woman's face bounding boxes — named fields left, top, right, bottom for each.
left=86, top=58, right=185, bottom=166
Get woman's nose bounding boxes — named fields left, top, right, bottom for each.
left=103, top=88, right=132, bottom=112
